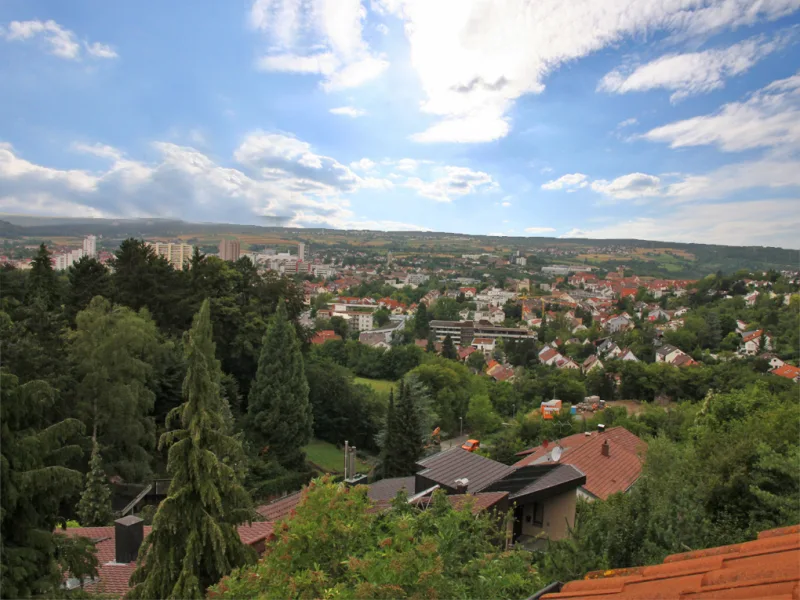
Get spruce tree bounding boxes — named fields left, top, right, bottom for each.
left=380, top=381, right=424, bottom=477
left=128, top=300, right=254, bottom=599
left=247, top=300, right=312, bottom=471
left=441, top=335, right=458, bottom=360
left=414, top=303, right=429, bottom=339
left=0, top=372, right=87, bottom=597
left=65, top=256, right=112, bottom=323
left=27, top=243, right=58, bottom=308
left=76, top=440, right=113, bottom=527
left=380, top=389, right=401, bottom=477
left=426, top=333, right=436, bottom=353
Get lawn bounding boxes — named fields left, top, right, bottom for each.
left=304, top=439, right=372, bottom=474
left=354, top=377, right=397, bottom=396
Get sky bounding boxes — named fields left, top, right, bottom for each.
left=1, top=1, right=800, bottom=249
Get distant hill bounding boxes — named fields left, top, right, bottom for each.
left=1, top=215, right=797, bottom=278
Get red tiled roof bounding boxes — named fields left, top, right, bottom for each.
left=539, top=348, right=559, bottom=363
left=515, top=427, right=646, bottom=500
left=311, top=330, right=342, bottom=344
left=542, top=524, right=800, bottom=599
left=458, top=346, right=477, bottom=359
left=59, top=521, right=274, bottom=597
left=742, top=328, right=764, bottom=343
left=771, top=364, right=800, bottom=381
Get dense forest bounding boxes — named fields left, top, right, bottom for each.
left=1, top=239, right=797, bottom=599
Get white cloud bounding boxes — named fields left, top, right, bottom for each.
left=376, top=23, right=389, bottom=35
left=374, top=0, right=800, bottom=142
left=591, top=172, right=662, bottom=200
left=250, top=0, right=388, bottom=90
left=559, top=200, right=800, bottom=248
left=330, top=106, right=367, bottom=117
left=541, top=173, right=588, bottom=191
left=525, top=226, right=556, bottom=234
left=404, top=165, right=496, bottom=202
left=501, top=201, right=511, bottom=207
left=394, top=158, right=419, bottom=172
left=0, top=135, right=420, bottom=230
left=1, top=19, right=117, bottom=60
left=599, top=33, right=792, bottom=102
left=617, top=117, right=638, bottom=128
left=641, top=72, right=800, bottom=151
left=350, top=158, right=376, bottom=170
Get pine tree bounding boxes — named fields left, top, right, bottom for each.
left=441, top=335, right=458, bottom=360
left=414, top=303, right=429, bottom=339
left=128, top=300, right=254, bottom=599
left=76, top=440, right=113, bottom=527
left=27, top=243, right=59, bottom=307
left=380, top=389, right=401, bottom=477
left=247, top=300, right=313, bottom=471
left=380, top=381, right=424, bottom=477
left=0, top=372, right=87, bottom=598
left=65, top=256, right=112, bottom=323
left=426, top=333, right=436, bottom=353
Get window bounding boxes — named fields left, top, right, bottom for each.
left=532, top=502, right=544, bottom=526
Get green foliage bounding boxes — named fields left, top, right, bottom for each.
left=373, top=308, right=391, bottom=327
left=413, top=302, right=429, bottom=338
left=431, top=297, right=461, bottom=321
left=209, top=478, right=541, bottom=600
left=27, top=244, right=60, bottom=308
left=311, top=338, right=424, bottom=380
left=407, top=357, right=477, bottom=433
left=466, top=394, right=501, bottom=437
left=128, top=300, right=255, bottom=599
left=441, top=334, right=458, bottom=360
left=467, top=350, right=486, bottom=373
left=76, top=440, right=112, bottom=527
left=247, top=300, right=313, bottom=471
left=539, top=384, right=800, bottom=581
left=65, top=257, right=112, bottom=324
left=379, top=381, right=425, bottom=477
left=68, top=297, right=161, bottom=481
left=0, top=372, right=88, bottom=598
left=306, top=358, right=383, bottom=452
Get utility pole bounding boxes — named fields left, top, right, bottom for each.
left=459, top=416, right=463, bottom=437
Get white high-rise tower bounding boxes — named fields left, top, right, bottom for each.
left=83, top=235, right=97, bottom=257
left=297, top=242, right=305, bottom=262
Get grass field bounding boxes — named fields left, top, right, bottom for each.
left=304, top=440, right=371, bottom=474
left=354, top=377, right=397, bottom=396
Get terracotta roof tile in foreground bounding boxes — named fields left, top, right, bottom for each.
left=255, top=491, right=303, bottom=521
left=541, top=524, right=800, bottom=599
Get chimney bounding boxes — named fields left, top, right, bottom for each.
left=114, top=515, right=144, bottom=564
left=601, top=440, right=610, bottom=457
left=454, top=477, right=469, bottom=494
left=597, top=423, right=605, bottom=434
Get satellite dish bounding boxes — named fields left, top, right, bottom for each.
left=551, top=446, right=562, bottom=462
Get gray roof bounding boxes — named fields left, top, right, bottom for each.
left=416, top=448, right=515, bottom=493
left=483, top=463, right=586, bottom=501
left=367, top=476, right=415, bottom=501
left=656, top=343, right=679, bottom=356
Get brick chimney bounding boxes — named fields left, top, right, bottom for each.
left=114, top=515, right=144, bottom=564
left=454, top=478, right=469, bottom=494
left=601, top=440, right=610, bottom=457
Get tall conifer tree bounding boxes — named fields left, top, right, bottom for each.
left=128, top=300, right=253, bottom=599
left=76, top=439, right=113, bottom=527
left=247, top=300, right=312, bottom=471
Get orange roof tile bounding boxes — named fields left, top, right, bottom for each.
left=771, top=364, right=800, bottom=381
left=515, top=427, right=646, bottom=500
left=541, top=524, right=800, bottom=600
left=311, top=330, right=342, bottom=344
left=59, top=521, right=274, bottom=597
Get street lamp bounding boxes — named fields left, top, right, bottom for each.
left=459, top=416, right=463, bottom=437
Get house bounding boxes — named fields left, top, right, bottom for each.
left=655, top=344, right=684, bottom=364
left=605, top=314, right=633, bottom=333
left=377, top=297, right=407, bottom=313
left=459, top=287, right=477, bottom=298
left=311, top=330, right=342, bottom=344
left=744, top=291, right=759, bottom=306
left=487, top=362, right=515, bottom=382
left=515, top=426, right=646, bottom=501
left=555, top=357, right=580, bottom=370
left=735, top=319, right=749, bottom=333
left=472, top=337, right=496, bottom=353
left=770, top=364, right=800, bottom=383
left=740, top=329, right=771, bottom=355
left=59, top=516, right=274, bottom=597
left=647, top=308, right=671, bottom=322
left=582, top=354, right=604, bottom=373
left=358, top=331, right=391, bottom=349
left=381, top=448, right=586, bottom=546
left=539, top=347, right=562, bottom=366
left=618, top=348, right=639, bottom=362
left=759, top=353, right=785, bottom=369
left=537, top=524, right=800, bottom=599
left=672, top=353, right=697, bottom=368
left=458, top=345, right=477, bottom=361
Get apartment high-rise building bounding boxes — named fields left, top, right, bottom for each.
left=147, top=242, right=193, bottom=270
left=297, top=242, right=305, bottom=262
left=219, top=239, right=241, bottom=262
left=83, top=235, right=97, bottom=257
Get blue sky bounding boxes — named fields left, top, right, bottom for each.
left=1, top=0, right=799, bottom=248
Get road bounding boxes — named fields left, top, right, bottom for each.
left=441, top=434, right=470, bottom=450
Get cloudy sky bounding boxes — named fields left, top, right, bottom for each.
left=1, top=1, right=800, bottom=248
